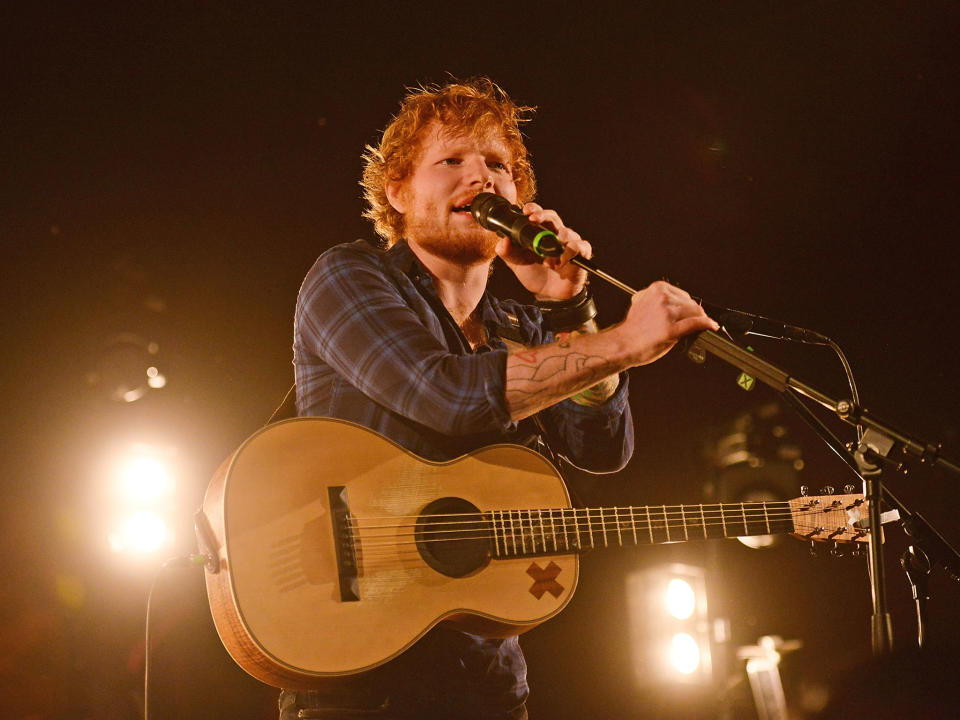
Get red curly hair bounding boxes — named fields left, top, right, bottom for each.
left=361, top=78, right=537, bottom=246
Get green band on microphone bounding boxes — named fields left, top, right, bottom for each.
left=532, top=229, right=559, bottom=257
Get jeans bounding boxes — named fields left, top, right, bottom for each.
left=278, top=689, right=529, bottom=720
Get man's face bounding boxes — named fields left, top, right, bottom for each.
left=389, top=122, right=519, bottom=265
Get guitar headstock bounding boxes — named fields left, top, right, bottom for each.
left=788, top=494, right=870, bottom=544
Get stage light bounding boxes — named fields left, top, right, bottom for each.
left=119, top=454, right=172, bottom=501
left=109, top=511, right=168, bottom=553
left=103, top=443, right=178, bottom=557
left=669, top=633, right=701, bottom=674
left=627, top=564, right=712, bottom=687
left=666, top=578, right=696, bottom=620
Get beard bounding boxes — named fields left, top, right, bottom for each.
left=404, top=202, right=499, bottom=266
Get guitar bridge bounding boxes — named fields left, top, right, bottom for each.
left=328, top=486, right=359, bottom=602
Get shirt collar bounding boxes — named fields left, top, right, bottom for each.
left=384, top=239, right=517, bottom=343
left=384, top=238, right=421, bottom=276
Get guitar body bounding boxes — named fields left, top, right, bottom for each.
left=201, top=417, right=578, bottom=689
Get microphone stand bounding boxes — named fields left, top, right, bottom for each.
left=566, top=254, right=960, bottom=656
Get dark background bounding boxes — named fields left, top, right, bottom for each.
left=2, top=2, right=959, bottom=718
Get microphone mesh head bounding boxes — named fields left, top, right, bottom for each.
left=469, top=192, right=508, bottom=225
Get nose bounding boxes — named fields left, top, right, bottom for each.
left=466, top=157, right=494, bottom=188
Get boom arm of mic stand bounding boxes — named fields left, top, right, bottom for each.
left=570, top=255, right=959, bottom=474
left=688, top=330, right=960, bottom=476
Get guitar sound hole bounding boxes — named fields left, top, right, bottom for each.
left=415, top=497, right=492, bottom=578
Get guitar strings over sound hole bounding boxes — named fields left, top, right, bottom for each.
left=415, top=497, right=492, bottom=578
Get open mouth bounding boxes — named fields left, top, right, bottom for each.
left=451, top=195, right=480, bottom=214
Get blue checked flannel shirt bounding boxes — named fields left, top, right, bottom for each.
left=293, top=239, right=633, bottom=470
left=288, top=238, right=633, bottom=718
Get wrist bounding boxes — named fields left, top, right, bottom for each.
left=536, top=286, right=597, bottom=333
left=601, top=323, right=638, bottom=367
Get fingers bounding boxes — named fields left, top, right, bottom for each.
left=671, top=314, right=720, bottom=338
left=633, top=280, right=720, bottom=336
left=522, top=203, right=593, bottom=266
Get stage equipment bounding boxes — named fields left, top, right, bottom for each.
left=469, top=195, right=960, bottom=655
left=107, top=442, right=177, bottom=555
left=626, top=563, right=712, bottom=686
left=737, top=635, right=802, bottom=720
left=708, top=402, right=806, bottom=549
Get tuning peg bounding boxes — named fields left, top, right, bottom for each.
left=843, top=484, right=857, bottom=494
left=830, top=541, right=842, bottom=557
left=819, top=486, right=835, bottom=495
left=809, top=541, right=818, bottom=557
left=800, top=485, right=809, bottom=497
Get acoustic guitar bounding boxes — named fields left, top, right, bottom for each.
left=197, top=417, right=870, bottom=689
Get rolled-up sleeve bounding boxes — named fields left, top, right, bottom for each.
left=539, top=371, right=634, bottom=473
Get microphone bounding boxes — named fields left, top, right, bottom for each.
left=470, top=192, right=564, bottom=258
left=699, top=301, right=830, bottom=344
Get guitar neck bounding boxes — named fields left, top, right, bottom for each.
left=489, top=501, right=794, bottom=558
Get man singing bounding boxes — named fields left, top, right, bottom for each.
left=286, top=78, right=717, bottom=719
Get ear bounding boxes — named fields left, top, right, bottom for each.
left=385, top=179, right=407, bottom=214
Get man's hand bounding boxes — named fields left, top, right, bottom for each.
left=616, top=281, right=719, bottom=366
left=495, top=203, right=590, bottom=300
left=504, top=279, right=718, bottom=421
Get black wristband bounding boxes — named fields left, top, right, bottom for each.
left=536, top=287, right=597, bottom=332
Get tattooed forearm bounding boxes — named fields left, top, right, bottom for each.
left=543, top=327, right=621, bottom=407
left=508, top=350, right=614, bottom=386
left=505, top=337, right=624, bottom=420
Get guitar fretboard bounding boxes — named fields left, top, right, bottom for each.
left=488, top=502, right=794, bottom=558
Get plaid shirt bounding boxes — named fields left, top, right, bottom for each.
left=289, top=238, right=633, bottom=718
left=293, top=238, right=633, bottom=469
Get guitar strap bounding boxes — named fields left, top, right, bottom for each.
left=266, top=382, right=298, bottom=426
left=530, top=412, right=558, bottom=465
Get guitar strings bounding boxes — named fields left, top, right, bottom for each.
left=349, top=516, right=845, bottom=552
left=348, top=507, right=800, bottom=527
left=353, top=519, right=802, bottom=545
left=349, top=509, right=801, bottom=535
left=347, top=510, right=805, bottom=535
left=343, top=502, right=804, bottom=525
left=329, top=502, right=855, bottom=560
left=347, top=508, right=822, bottom=548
